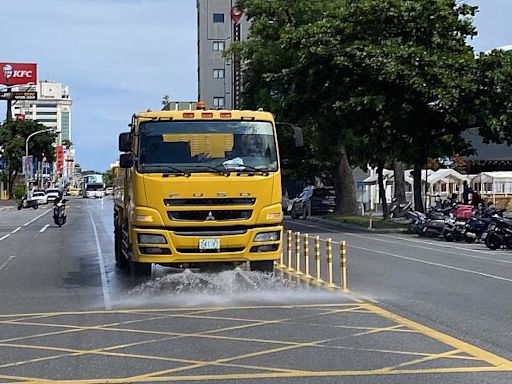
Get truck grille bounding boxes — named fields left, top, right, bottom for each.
left=168, top=210, right=252, bottom=222
left=164, top=198, right=255, bottom=206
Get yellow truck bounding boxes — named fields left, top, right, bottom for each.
left=114, top=105, right=290, bottom=277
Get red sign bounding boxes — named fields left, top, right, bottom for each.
left=56, top=145, right=64, bottom=171
left=15, top=114, right=25, bottom=121
left=0, top=63, right=37, bottom=86
left=231, top=6, right=244, bottom=24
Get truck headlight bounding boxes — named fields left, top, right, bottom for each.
left=254, top=231, right=280, bottom=242
left=138, top=234, right=167, bottom=244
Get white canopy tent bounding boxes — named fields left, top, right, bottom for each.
left=471, top=172, right=512, bottom=204
left=362, top=168, right=469, bottom=209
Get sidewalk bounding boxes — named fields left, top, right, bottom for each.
left=306, top=216, right=409, bottom=233
left=0, top=199, right=17, bottom=211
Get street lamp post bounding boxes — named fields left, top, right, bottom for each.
left=25, top=128, right=55, bottom=194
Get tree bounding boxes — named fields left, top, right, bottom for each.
left=161, top=95, right=171, bottom=110
left=473, top=50, right=512, bottom=146
left=236, top=0, right=479, bottom=214
left=103, top=168, right=114, bottom=187
left=0, top=120, right=57, bottom=198
left=62, top=139, right=73, bottom=149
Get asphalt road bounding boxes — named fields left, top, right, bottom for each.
left=0, top=198, right=511, bottom=383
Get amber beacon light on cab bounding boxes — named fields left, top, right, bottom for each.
left=113, top=102, right=302, bottom=277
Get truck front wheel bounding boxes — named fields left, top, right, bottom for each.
left=250, top=260, right=274, bottom=274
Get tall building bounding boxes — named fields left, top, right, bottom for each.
left=12, top=80, right=72, bottom=145
left=12, top=80, right=74, bottom=184
left=197, top=0, right=249, bottom=109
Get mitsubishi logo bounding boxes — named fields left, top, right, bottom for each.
left=205, top=211, right=216, bottom=221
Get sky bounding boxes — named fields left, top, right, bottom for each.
left=0, top=0, right=511, bottom=172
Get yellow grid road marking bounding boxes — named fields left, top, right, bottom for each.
left=0, top=302, right=511, bottom=383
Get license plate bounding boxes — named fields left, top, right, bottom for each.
left=481, top=232, right=488, bottom=240
left=199, top=239, right=220, bottom=250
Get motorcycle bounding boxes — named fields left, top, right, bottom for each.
left=482, top=216, right=512, bottom=250
left=464, top=208, right=505, bottom=243
left=17, top=196, right=39, bottom=210
left=53, top=199, right=67, bottom=227
left=389, top=199, right=412, bottom=220
left=422, top=206, right=455, bottom=238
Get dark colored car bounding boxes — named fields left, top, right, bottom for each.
left=290, top=186, right=336, bottom=219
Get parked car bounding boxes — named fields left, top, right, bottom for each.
left=30, top=191, right=48, bottom=205
left=290, top=186, right=336, bottom=219
left=105, top=187, right=114, bottom=196
left=46, top=188, right=61, bottom=202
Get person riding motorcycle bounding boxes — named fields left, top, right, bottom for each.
left=53, top=196, right=67, bottom=227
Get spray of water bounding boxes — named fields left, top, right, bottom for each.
left=112, top=268, right=344, bottom=308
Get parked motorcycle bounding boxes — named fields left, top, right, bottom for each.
left=53, top=199, right=67, bottom=227
left=464, top=208, right=505, bottom=243
left=389, top=199, right=412, bottom=220
left=482, top=216, right=512, bottom=250
left=17, top=196, right=39, bottom=210
left=422, top=206, right=455, bottom=238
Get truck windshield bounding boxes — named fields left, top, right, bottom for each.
left=138, top=121, right=278, bottom=173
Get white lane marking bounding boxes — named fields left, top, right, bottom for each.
left=0, top=234, right=10, bottom=242
left=11, top=227, right=21, bottom=234
left=39, top=224, right=50, bottom=233
left=23, top=209, right=51, bottom=227
left=376, top=233, right=501, bottom=255
left=286, top=220, right=512, bottom=265
left=0, top=256, right=16, bottom=271
left=88, top=209, right=112, bottom=310
left=351, top=244, right=512, bottom=283
left=345, top=232, right=512, bottom=266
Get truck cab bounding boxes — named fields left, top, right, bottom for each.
left=114, top=107, right=283, bottom=277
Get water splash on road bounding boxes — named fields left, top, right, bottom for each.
left=112, top=268, right=343, bottom=308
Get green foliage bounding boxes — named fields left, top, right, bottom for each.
left=0, top=120, right=57, bottom=198
left=103, top=168, right=114, bottom=187
left=473, top=50, right=512, bottom=145
left=13, top=184, right=26, bottom=200
left=234, top=0, right=487, bottom=212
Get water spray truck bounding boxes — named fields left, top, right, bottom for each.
left=114, top=103, right=298, bottom=277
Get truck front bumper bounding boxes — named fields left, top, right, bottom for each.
left=131, top=225, right=283, bottom=264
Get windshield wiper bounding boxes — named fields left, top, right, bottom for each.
left=186, top=164, right=230, bottom=176
left=140, top=164, right=191, bottom=177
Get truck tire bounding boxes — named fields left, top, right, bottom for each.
left=114, top=221, right=128, bottom=269
left=130, top=261, right=152, bottom=279
left=250, top=260, right=274, bottom=274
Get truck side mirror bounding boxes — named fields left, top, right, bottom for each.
left=293, top=127, right=304, bottom=147
left=119, top=153, right=133, bottom=169
left=119, top=132, right=132, bottom=152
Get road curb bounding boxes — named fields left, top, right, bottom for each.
left=306, top=216, right=409, bottom=234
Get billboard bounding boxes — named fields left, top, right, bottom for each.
left=0, top=63, right=37, bottom=86
left=0, top=90, right=37, bottom=100
left=56, top=145, right=64, bottom=171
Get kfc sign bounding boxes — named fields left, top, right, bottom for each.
left=0, top=63, right=37, bottom=86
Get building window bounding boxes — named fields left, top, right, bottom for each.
left=213, top=69, right=225, bottom=79
left=213, top=13, right=224, bottom=23
left=213, top=97, right=225, bottom=108
left=36, top=103, right=58, bottom=108
left=213, top=41, right=225, bottom=51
